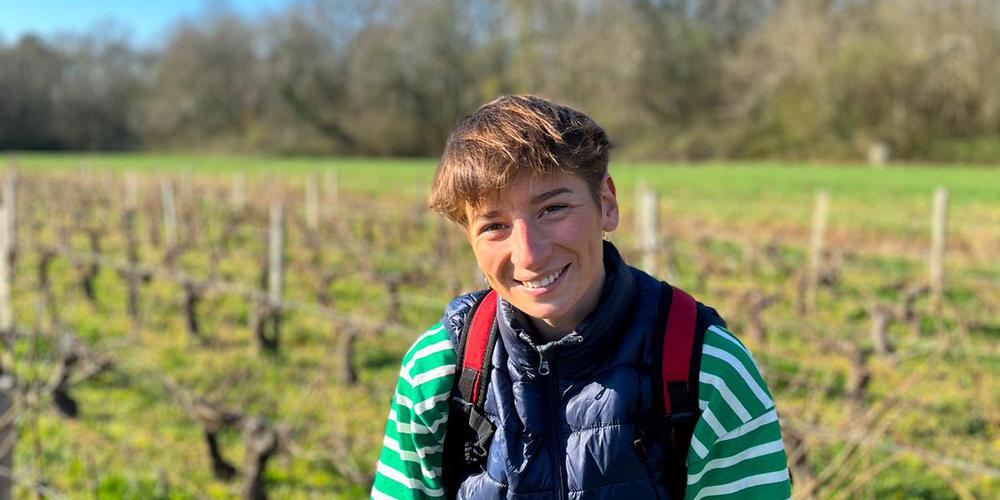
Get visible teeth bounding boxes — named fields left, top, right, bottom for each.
left=522, top=267, right=563, bottom=289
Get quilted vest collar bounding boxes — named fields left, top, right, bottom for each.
left=497, top=241, right=637, bottom=379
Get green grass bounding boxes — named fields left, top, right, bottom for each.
left=9, top=153, right=999, bottom=239
left=4, top=153, right=999, bottom=498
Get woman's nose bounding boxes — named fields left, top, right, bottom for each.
left=510, top=219, right=549, bottom=270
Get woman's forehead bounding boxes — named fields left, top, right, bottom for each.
left=465, top=172, right=587, bottom=218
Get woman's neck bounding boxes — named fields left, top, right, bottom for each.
left=529, top=267, right=606, bottom=343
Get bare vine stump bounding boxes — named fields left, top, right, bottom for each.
left=37, top=248, right=58, bottom=324
left=782, top=421, right=815, bottom=496
left=205, top=431, right=237, bottom=480
left=317, top=270, right=337, bottom=309
left=242, top=417, right=281, bottom=500
left=79, top=228, right=103, bottom=304
left=764, top=239, right=793, bottom=275
left=147, top=200, right=162, bottom=248
left=899, top=285, right=929, bottom=339
left=847, top=346, right=871, bottom=416
left=694, top=235, right=718, bottom=290
left=795, top=269, right=809, bottom=317
left=303, top=228, right=337, bottom=308
left=182, top=280, right=205, bottom=342
left=745, top=242, right=761, bottom=276
left=870, top=303, right=895, bottom=356
left=122, top=205, right=145, bottom=326
left=252, top=302, right=281, bottom=353
left=386, top=276, right=403, bottom=325
left=51, top=350, right=80, bottom=418
left=743, top=288, right=775, bottom=346
left=191, top=398, right=243, bottom=481
left=816, top=249, right=842, bottom=288
left=338, top=328, right=359, bottom=385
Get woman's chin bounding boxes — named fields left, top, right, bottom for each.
left=512, top=301, right=570, bottom=326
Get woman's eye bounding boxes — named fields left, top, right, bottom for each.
left=481, top=223, right=506, bottom=234
left=542, top=205, right=567, bottom=216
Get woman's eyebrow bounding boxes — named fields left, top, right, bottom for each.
left=530, top=187, right=572, bottom=204
left=473, top=210, right=503, bottom=222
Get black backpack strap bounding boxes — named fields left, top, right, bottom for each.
left=638, top=283, right=704, bottom=499
left=443, top=290, right=500, bottom=496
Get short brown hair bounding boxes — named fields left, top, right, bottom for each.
left=429, top=95, right=612, bottom=226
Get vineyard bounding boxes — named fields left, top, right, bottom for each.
left=0, top=155, right=997, bottom=499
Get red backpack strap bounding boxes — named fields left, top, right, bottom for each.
left=661, top=286, right=698, bottom=414
left=456, top=290, right=499, bottom=407
left=452, top=290, right=500, bottom=465
left=659, top=284, right=703, bottom=500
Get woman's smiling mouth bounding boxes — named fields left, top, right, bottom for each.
left=515, top=264, right=571, bottom=291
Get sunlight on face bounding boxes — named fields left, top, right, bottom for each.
left=465, top=171, right=619, bottom=338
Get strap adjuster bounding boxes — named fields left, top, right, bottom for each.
left=633, top=428, right=650, bottom=461
left=669, top=411, right=694, bottom=426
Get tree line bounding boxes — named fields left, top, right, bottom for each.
left=2, top=0, right=999, bottom=161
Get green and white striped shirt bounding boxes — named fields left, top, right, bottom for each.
left=371, top=323, right=791, bottom=499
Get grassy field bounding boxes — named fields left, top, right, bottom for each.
left=2, top=153, right=998, bottom=498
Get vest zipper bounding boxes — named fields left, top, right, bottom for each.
left=545, top=360, right=568, bottom=499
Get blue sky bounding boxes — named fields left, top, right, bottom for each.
left=0, top=0, right=293, bottom=46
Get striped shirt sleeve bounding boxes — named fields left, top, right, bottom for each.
left=371, top=323, right=456, bottom=500
left=686, top=325, right=792, bottom=500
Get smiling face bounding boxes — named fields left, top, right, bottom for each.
left=466, top=171, right=619, bottom=338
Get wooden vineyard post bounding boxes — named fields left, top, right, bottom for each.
left=160, top=177, right=178, bottom=249
left=0, top=375, right=11, bottom=500
left=323, top=169, right=338, bottom=215
left=929, top=188, right=948, bottom=315
left=124, top=174, right=142, bottom=326
left=186, top=171, right=204, bottom=247
left=254, top=201, right=284, bottom=353
left=232, top=173, right=247, bottom=212
left=2, top=171, right=15, bottom=266
left=639, top=184, right=659, bottom=277
left=0, top=172, right=14, bottom=357
left=802, top=190, right=829, bottom=316
left=305, top=175, right=320, bottom=232
left=126, top=172, right=139, bottom=211
left=269, top=202, right=284, bottom=317
left=0, top=170, right=14, bottom=500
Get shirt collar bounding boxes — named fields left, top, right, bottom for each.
left=497, top=241, right=637, bottom=378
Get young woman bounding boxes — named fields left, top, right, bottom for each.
left=372, top=95, right=791, bottom=499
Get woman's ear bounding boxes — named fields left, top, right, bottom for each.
left=601, top=174, right=620, bottom=232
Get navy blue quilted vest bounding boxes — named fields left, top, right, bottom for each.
left=442, top=243, right=722, bottom=499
